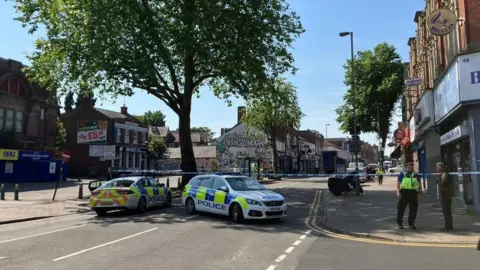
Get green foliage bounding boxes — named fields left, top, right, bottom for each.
left=147, top=133, right=167, bottom=160
left=191, top=126, right=215, bottom=143
left=64, top=91, right=74, bottom=111
left=335, top=42, right=404, bottom=147
left=242, top=78, right=303, bottom=172
left=13, top=0, right=304, bottom=176
left=55, top=118, right=67, bottom=153
left=134, top=110, right=166, bottom=126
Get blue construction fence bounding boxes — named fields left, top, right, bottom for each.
left=0, top=149, right=68, bottom=183
left=109, top=169, right=480, bottom=178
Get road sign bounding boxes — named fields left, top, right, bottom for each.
left=348, top=140, right=363, bottom=153
left=404, top=77, right=424, bottom=87
left=61, top=150, right=72, bottom=162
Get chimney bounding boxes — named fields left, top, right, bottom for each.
left=237, top=106, right=246, bottom=123
left=79, top=96, right=93, bottom=108
left=121, top=106, right=128, bottom=115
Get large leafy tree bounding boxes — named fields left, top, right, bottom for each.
left=134, top=110, right=166, bottom=126
left=13, top=0, right=304, bottom=186
left=241, top=78, right=303, bottom=173
left=335, top=42, right=404, bottom=163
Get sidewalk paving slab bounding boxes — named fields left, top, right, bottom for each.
left=320, top=176, right=480, bottom=244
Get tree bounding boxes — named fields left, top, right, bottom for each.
left=56, top=118, right=67, bottom=153
left=64, top=91, right=74, bottom=111
left=335, top=42, right=404, bottom=164
left=191, top=126, right=215, bottom=144
left=147, top=133, right=167, bottom=161
left=134, top=110, right=166, bottom=126
left=14, top=0, right=304, bottom=186
left=241, top=78, right=303, bottom=173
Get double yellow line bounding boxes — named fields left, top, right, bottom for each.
left=305, top=190, right=477, bottom=248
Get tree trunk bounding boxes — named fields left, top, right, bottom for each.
left=271, top=134, right=279, bottom=173
left=178, top=100, right=197, bottom=188
left=380, top=137, right=386, bottom=167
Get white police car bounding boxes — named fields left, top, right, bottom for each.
left=181, top=174, right=287, bottom=222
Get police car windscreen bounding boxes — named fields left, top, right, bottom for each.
left=226, top=177, right=265, bottom=191
left=101, top=179, right=135, bottom=188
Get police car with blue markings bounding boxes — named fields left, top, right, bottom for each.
left=182, top=174, right=287, bottom=223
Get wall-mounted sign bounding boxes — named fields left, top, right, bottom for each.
left=440, top=125, right=465, bottom=145
left=404, top=78, right=424, bottom=87
left=77, top=120, right=108, bottom=144
left=0, top=149, right=18, bottom=161
left=434, top=61, right=459, bottom=122
left=18, top=151, right=51, bottom=160
left=427, top=9, right=457, bottom=36
left=89, top=145, right=104, bottom=157
left=393, top=129, right=405, bottom=143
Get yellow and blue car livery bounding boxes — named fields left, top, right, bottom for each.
left=182, top=174, right=287, bottom=222
left=90, top=176, right=171, bottom=216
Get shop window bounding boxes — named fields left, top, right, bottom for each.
left=116, top=128, right=121, bottom=143
left=15, top=111, right=23, bottom=132
left=128, top=152, right=134, bottom=168
left=124, top=129, right=130, bottom=144
left=6, top=109, right=14, bottom=130
left=0, top=108, right=4, bottom=130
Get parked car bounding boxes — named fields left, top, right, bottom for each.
left=388, top=165, right=404, bottom=173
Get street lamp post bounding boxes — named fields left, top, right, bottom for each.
left=325, top=123, right=330, bottom=139
left=340, top=31, right=360, bottom=196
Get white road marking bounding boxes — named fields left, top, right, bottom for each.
left=52, top=227, right=158, bottom=261
left=275, top=254, right=287, bottom=262
left=0, top=224, right=86, bottom=244
left=266, top=229, right=312, bottom=270
left=179, top=215, right=198, bottom=221
left=276, top=183, right=301, bottom=188
left=0, top=256, right=9, bottom=260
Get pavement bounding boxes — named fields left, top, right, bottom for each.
left=321, top=176, right=480, bottom=243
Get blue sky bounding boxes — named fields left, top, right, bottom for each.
left=0, top=0, right=424, bottom=155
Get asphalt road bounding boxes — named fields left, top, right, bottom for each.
left=0, top=180, right=478, bottom=270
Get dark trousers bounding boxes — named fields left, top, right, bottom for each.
left=441, top=198, right=453, bottom=229
left=378, top=175, right=383, bottom=185
left=396, top=190, right=418, bottom=225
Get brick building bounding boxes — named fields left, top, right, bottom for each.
left=60, top=97, right=148, bottom=177
left=0, top=57, right=58, bottom=153
left=400, top=0, right=480, bottom=213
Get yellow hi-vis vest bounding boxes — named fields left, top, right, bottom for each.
left=376, top=168, right=384, bottom=175
left=400, top=172, right=419, bottom=191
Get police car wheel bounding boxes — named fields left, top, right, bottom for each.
left=230, top=203, right=244, bottom=223
left=185, top=198, right=197, bottom=214
left=137, top=197, right=147, bottom=213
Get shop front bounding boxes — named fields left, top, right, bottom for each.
left=434, top=51, right=480, bottom=212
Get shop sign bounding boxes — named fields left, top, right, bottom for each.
left=426, top=9, right=457, bottom=36
left=440, top=125, right=464, bottom=145
left=404, top=77, right=424, bottom=87
left=0, top=149, right=19, bottom=161
left=18, top=151, right=51, bottom=160
left=125, top=147, right=147, bottom=153
left=458, top=52, right=480, bottom=102
left=114, top=122, right=147, bottom=132
left=434, top=61, right=460, bottom=122
left=77, top=120, right=108, bottom=144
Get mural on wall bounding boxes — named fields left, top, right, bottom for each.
left=152, top=158, right=215, bottom=171
left=216, top=126, right=271, bottom=171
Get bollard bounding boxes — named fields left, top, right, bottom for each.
left=166, top=177, right=170, bottom=188
left=14, top=184, right=19, bottom=201
left=477, top=238, right=480, bottom=251
left=178, top=177, right=181, bottom=189
left=78, top=184, right=84, bottom=199
left=0, top=184, right=5, bottom=200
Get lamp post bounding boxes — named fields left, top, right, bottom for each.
left=340, top=31, right=360, bottom=196
left=325, top=123, right=330, bottom=139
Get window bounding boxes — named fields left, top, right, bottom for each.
left=189, top=177, right=202, bottom=186
left=133, top=130, right=138, bottom=144
left=6, top=110, right=14, bottom=131
left=0, top=108, right=4, bottom=130
left=15, top=111, right=23, bottom=132
left=212, top=178, right=227, bottom=190
left=124, top=129, right=130, bottom=144
left=199, top=177, right=213, bottom=189
left=8, top=79, right=18, bottom=95
left=116, top=128, right=121, bottom=143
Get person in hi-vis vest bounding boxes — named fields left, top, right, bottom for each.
left=376, top=166, right=384, bottom=186
left=396, top=162, right=422, bottom=229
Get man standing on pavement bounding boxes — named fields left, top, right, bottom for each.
left=376, top=166, right=384, bottom=186
left=436, top=162, right=454, bottom=231
left=396, top=162, right=422, bottom=229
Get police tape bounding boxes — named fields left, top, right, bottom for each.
left=111, top=170, right=480, bottom=178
